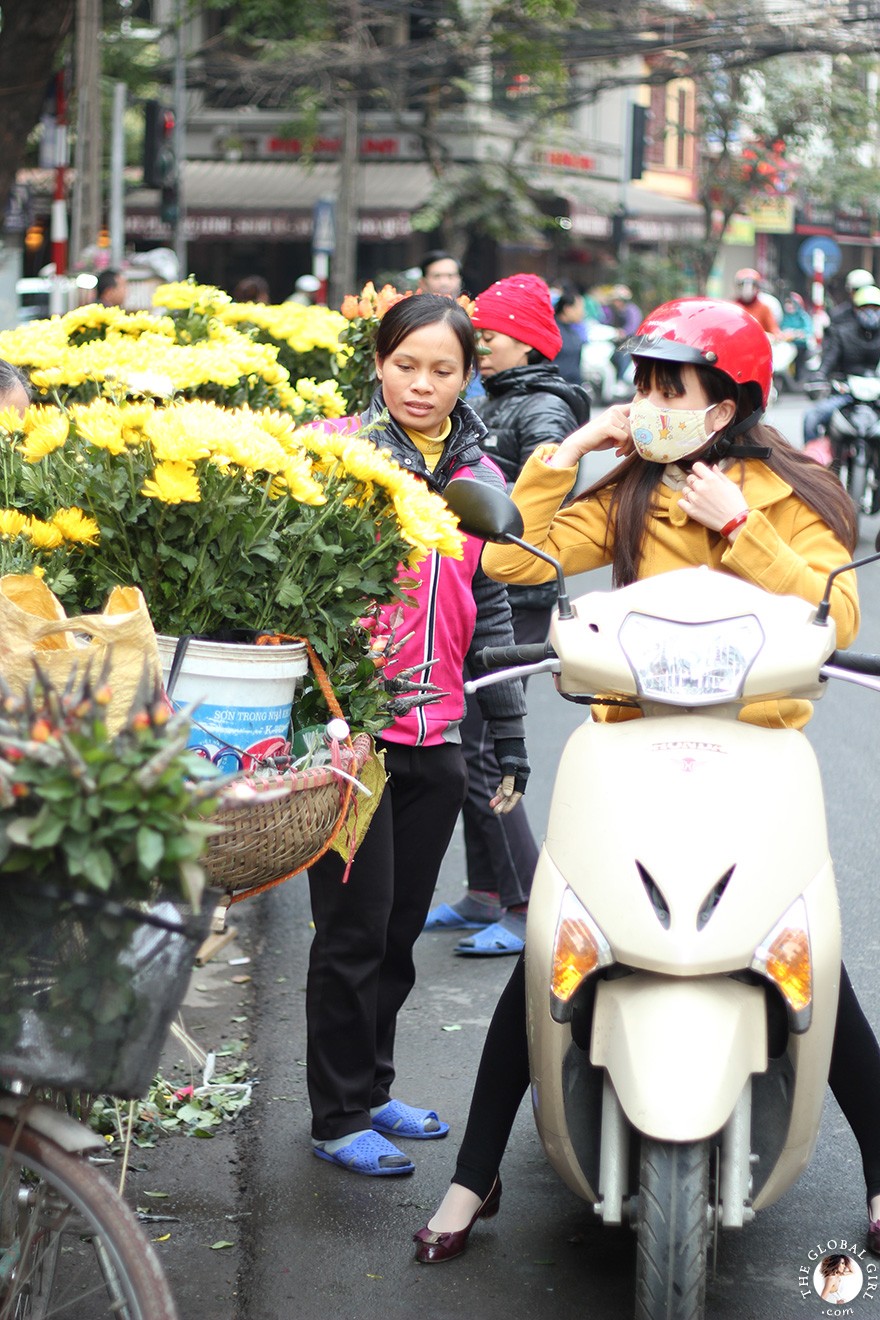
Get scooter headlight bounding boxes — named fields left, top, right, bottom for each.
left=829, top=408, right=857, bottom=438
left=619, top=613, right=763, bottom=705
left=550, top=887, right=612, bottom=1015
left=751, top=896, right=812, bottom=1032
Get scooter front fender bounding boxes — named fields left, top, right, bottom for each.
left=590, top=975, right=767, bottom=1141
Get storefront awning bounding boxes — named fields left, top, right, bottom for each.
left=125, top=160, right=436, bottom=243
left=123, top=158, right=706, bottom=246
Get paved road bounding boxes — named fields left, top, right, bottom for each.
left=232, top=390, right=880, bottom=1320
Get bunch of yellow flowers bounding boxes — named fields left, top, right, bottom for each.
left=0, top=397, right=463, bottom=667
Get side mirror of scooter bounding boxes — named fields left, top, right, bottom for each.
left=442, top=477, right=524, bottom=542
left=815, top=539, right=880, bottom=625
left=443, top=477, right=573, bottom=619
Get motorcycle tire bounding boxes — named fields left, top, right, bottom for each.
left=634, top=1138, right=709, bottom=1320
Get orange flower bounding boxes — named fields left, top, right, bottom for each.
left=356, top=281, right=378, bottom=317
left=340, top=294, right=360, bottom=320
left=457, top=294, right=476, bottom=317
left=375, top=285, right=408, bottom=317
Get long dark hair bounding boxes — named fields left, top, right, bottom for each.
left=375, top=293, right=477, bottom=377
left=578, top=359, right=857, bottom=586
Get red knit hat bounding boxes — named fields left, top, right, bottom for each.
left=471, top=273, right=563, bottom=361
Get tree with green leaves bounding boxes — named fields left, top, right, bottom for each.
left=195, top=0, right=880, bottom=293
left=0, top=1, right=76, bottom=236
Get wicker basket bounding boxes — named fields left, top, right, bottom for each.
left=203, top=733, right=373, bottom=896
left=0, top=883, right=213, bottom=1099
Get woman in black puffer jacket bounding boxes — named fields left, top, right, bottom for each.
left=423, top=274, right=591, bottom=956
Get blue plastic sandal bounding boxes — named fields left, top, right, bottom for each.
left=454, top=922, right=525, bottom=956
left=313, top=1131, right=415, bottom=1176
left=423, top=902, right=494, bottom=932
left=372, top=1099, right=449, bottom=1140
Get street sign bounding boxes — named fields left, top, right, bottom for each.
left=312, top=199, right=336, bottom=255
left=797, top=236, right=841, bottom=280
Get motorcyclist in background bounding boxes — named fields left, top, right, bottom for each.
left=803, top=283, right=880, bottom=452
left=733, top=267, right=781, bottom=336
left=829, top=268, right=875, bottom=325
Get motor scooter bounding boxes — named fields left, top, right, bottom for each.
left=581, top=322, right=634, bottom=406
left=443, top=477, right=880, bottom=1320
left=825, top=374, right=880, bottom=539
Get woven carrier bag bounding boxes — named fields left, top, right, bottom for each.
left=200, top=637, right=373, bottom=903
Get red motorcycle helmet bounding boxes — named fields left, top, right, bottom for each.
left=624, top=297, right=773, bottom=418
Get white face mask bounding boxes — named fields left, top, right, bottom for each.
left=629, top=397, right=719, bottom=464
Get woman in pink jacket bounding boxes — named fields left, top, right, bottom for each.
left=307, top=293, right=529, bottom=1176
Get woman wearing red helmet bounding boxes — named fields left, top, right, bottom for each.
left=411, top=297, right=880, bottom=1263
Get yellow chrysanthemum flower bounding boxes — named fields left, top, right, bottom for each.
left=70, top=400, right=128, bottom=455
left=152, top=280, right=232, bottom=312
left=145, top=408, right=214, bottom=465
left=18, top=408, right=70, bottom=461
left=279, top=455, right=326, bottom=505
left=51, top=506, right=101, bottom=545
left=0, top=508, right=29, bottom=539
left=0, top=406, right=23, bottom=437
left=141, top=461, right=201, bottom=504
left=25, top=517, right=65, bottom=549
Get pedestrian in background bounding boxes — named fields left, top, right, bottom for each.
left=423, top=273, right=590, bottom=957
left=553, top=285, right=588, bottom=385
left=417, top=251, right=463, bottom=297
left=95, top=268, right=127, bottom=308
left=233, top=274, right=270, bottom=303
left=781, top=291, right=814, bottom=383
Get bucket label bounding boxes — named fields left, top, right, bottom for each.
left=169, top=698, right=292, bottom=772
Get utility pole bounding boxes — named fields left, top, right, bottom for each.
left=71, top=0, right=102, bottom=268
left=109, top=83, right=127, bottom=268
left=172, top=0, right=187, bottom=277
left=49, top=69, right=69, bottom=314
left=329, top=0, right=361, bottom=308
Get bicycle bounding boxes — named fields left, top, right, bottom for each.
left=0, top=885, right=212, bottom=1319
left=0, top=1080, right=178, bottom=1319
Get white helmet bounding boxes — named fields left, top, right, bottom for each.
left=845, top=268, right=874, bottom=292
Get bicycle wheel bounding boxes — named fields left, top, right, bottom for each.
left=0, top=1117, right=178, bottom=1320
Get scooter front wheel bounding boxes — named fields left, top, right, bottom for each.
left=634, top=1138, right=709, bottom=1320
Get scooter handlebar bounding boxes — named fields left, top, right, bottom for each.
left=826, top=649, right=880, bottom=676
left=475, top=643, right=553, bottom=670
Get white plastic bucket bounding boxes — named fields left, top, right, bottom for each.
left=157, top=635, right=308, bottom=773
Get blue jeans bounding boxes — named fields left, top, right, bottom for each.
left=803, top=393, right=850, bottom=443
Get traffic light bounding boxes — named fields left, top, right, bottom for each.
left=143, top=99, right=175, bottom=190
left=629, top=104, right=649, bottom=181
left=160, top=184, right=179, bottom=227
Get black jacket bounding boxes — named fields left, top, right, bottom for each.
left=355, top=390, right=527, bottom=735
left=474, top=363, right=591, bottom=483
left=820, top=307, right=880, bottom=378
left=474, top=364, right=591, bottom=609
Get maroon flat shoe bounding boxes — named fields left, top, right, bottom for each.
left=413, top=1177, right=502, bottom=1264
left=868, top=1216, right=880, bottom=1257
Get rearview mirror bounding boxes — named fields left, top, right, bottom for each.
left=443, top=478, right=524, bottom=542
left=443, top=477, right=574, bottom=620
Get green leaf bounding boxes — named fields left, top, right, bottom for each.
left=136, top=826, right=165, bottom=873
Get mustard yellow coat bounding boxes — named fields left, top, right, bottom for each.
left=482, top=447, right=860, bottom=729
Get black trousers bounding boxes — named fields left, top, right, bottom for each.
left=452, top=956, right=880, bottom=1205
left=459, top=606, right=549, bottom=909
left=306, top=739, right=468, bottom=1141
